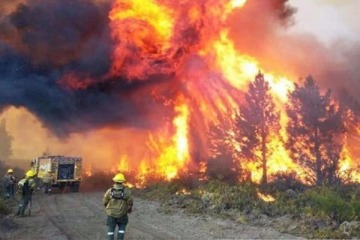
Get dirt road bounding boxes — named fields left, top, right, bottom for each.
left=1, top=191, right=305, bottom=240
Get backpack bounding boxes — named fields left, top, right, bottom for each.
left=111, top=188, right=125, bottom=200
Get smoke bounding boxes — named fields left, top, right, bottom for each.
left=0, top=0, right=176, bottom=136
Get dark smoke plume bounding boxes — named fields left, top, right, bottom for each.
left=0, top=0, right=174, bottom=136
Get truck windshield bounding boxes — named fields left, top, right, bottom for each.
left=58, top=164, right=75, bottom=180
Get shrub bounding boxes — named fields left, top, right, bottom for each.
left=259, top=190, right=303, bottom=217
left=140, top=180, right=184, bottom=201
left=265, top=172, right=307, bottom=193
left=0, top=199, right=12, bottom=215
left=304, top=187, right=355, bottom=224
left=196, top=180, right=259, bottom=213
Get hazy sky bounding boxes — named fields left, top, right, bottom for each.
left=290, top=0, right=360, bottom=44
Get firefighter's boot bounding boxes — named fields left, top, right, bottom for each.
left=117, top=230, right=125, bottom=240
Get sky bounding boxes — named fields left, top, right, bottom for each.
left=290, top=0, right=360, bottom=45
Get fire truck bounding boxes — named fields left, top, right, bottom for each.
left=31, top=155, right=82, bottom=192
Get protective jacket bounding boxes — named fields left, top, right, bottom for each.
left=3, top=174, right=16, bottom=187
left=103, top=183, right=133, bottom=218
left=17, top=177, right=36, bottom=196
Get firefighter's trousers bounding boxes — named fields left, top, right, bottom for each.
left=107, top=214, right=128, bottom=240
left=17, top=195, right=31, bottom=216
left=4, top=185, right=15, bottom=198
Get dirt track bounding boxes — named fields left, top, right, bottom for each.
left=1, top=191, right=305, bottom=240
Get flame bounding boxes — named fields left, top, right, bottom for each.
left=120, top=97, right=191, bottom=184
left=84, top=164, right=92, bottom=177
left=117, top=155, right=130, bottom=173
left=176, top=188, right=191, bottom=195
left=339, top=137, right=360, bottom=182
left=257, top=192, right=275, bottom=202
left=155, top=100, right=190, bottom=180
left=109, top=0, right=174, bottom=42
left=109, top=0, right=174, bottom=78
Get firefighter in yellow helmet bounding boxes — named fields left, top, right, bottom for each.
left=16, top=169, right=37, bottom=216
left=3, top=168, right=17, bottom=199
left=103, top=173, right=133, bottom=240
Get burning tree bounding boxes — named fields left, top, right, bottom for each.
left=286, top=76, right=345, bottom=185
left=235, top=73, right=280, bottom=184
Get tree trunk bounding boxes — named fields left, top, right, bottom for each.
left=261, top=130, right=267, bottom=185
left=314, top=127, right=323, bottom=185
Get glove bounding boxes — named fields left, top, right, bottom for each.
left=128, top=206, right=132, bottom=213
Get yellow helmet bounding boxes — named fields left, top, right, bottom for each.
left=112, top=173, right=126, bottom=183
left=7, top=169, right=13, bottom=173
left=25, top=169, right=36, bottom=178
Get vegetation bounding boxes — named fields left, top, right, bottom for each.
left=139, top=179, right=360, bottom=239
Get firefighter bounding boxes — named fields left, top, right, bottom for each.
left=16, top=169, right=37, bottom=217
left=3, top=169, right=17, bottom=199
left=103, top=173, right=133, bottom=240
left=41, top=170, right=53, bottom=194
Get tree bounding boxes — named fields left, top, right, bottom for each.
left=235, top=73, right=280, bottom=184
left=207, top=114, right=240, bottom=184
left=286, top=76, right=344, bottom=185
left=335, top=89, right=360, bottom=181
left=0, top=119, right=13, bottom=161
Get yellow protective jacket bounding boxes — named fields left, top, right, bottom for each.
left=17, top=177, right=36, bottom=196
left=103, top=183, right=133, bottom=218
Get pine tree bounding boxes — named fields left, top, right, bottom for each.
left=235, top=73, right=280, bottom=184
left=207, top=114, right=240, bottom=184
left=286, top=76, right=344, bottom=185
